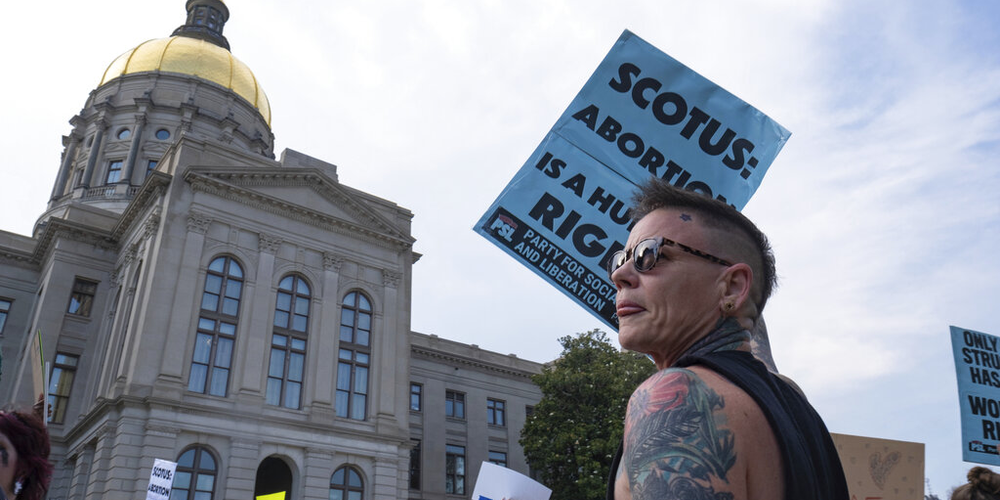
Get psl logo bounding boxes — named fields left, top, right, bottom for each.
left=970, top=440, right=998, bottom=454
left=489, top=215, right=518, bottom=242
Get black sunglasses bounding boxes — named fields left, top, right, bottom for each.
left=607, top=236, right=733, bottom=280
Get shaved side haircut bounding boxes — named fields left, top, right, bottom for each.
left=630, top=179, right=777, bottom=314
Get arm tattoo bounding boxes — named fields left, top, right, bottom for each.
left=624, top=369, right=736, bottom=500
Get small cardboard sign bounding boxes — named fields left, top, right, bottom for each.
left=830, top=433, right=924, bottom=500
left=146, top=459, right=177, bottom=500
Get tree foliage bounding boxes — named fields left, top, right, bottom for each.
left=520, top=329, right=657, bottom=500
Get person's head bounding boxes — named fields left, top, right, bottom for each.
left=609, top=179, right=776, bottom=367
left=0, top=410, right=52, bottom=500
left=952, top=467, right=1000, bottom=500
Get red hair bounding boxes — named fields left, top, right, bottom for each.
left=0, top=410, right=52, bottom=500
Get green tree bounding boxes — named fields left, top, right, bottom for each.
left=520, top=329, right=657, bottom=500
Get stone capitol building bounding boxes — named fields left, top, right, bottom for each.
left=0, top=1, right=543, bottom=499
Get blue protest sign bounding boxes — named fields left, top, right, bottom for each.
left=552, top=31, right=789, bottom=209
left=951, top=325, right=1000, bottom=465
left=478, top=132, right=635, bottom=326
left=475, top=30, right=790, bottom=329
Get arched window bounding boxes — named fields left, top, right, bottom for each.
left=267, top=274, right=310, bottom=409
left=335, top=292, right=371, bottom=420
left=329, top=466, right=363, bottom=500
left=188, top=256, right=243, bottom=396
left=173, top=446, right=217, bottom=500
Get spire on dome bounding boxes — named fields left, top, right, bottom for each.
left=171, top=0, right=231, bottom=50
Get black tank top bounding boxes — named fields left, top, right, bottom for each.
left=607, top=350, right=849, bottom=500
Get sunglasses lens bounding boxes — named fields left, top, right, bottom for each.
left=607, top=251, right=626, bottom=279
left=634, top=239, right=659, bottom=272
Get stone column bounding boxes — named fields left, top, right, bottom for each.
left=80, top=121, right=107, bottom=189
left=372, top=455, right=402, bottom=500
left=122, top=113, right=147, bottom=185
left=68, top=444, right=95, bottom=500
left=137, top=424, right=180, bottom=495
left=119, top=213, right=162, bottom=385
left=84, top=424, right=115, bottom=500
left=302, top=448, right=335, bottom=500
left=314, top=252, right=344, bottom=407
left=93, top=249, right=134, bottom=398
left=237, top=232, right=279, bottom=395
left=103, top=417, right=145, bottom=499
left=51, top=132, right=82, bottom=199
left=377, top=270, right=402, bottom=417
left=224, top=438, right=262, bottom=499
left=158, top=213, right=211, bottom=381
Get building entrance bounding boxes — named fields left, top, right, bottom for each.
left=254, top=456, right=293, bottom=499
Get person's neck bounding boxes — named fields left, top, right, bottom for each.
left=678, top=316, right=751, bottom=361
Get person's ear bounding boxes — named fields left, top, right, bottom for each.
left=718, top=263, right=753, bottom=315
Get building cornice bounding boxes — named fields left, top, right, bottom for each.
left=183, top=169, right=415, bottom=252
left=111, top=171, right=172, bottom=241
left=410, top=344, right=540, bottom=380
left=0, top=247, right=37, bottom=269
left=31, top=218, right=117, bottom=265
left=59, top=394, right=410, bottom=456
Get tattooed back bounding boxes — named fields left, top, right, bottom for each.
left=615, top=365, right=782, bottom=500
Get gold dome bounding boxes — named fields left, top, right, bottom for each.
left=99, top=36, right=271, bottom=126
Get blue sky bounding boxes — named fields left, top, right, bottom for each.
left=2, top=0, right=998, bottom=494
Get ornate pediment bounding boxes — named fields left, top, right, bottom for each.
left=183, top=168, right=415, bottom=251
left=104, top=141, right=131, bottom=155
left=143, top=142, right=171, bottom=155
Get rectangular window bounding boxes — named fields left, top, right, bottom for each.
left=105, top=160, right=123, bottom=184
left=0, top=298, right=10, bottom=334
left=488, top=451, right=508, bottom=468
left=487, top=398, right=506, bottom=427
left=335, top=348, right=368, bottom=420
left=409, top=440, right=421, bottom=490
left=266, top=333, right=306, bottom=409
left=187, top=316, right=236, bottom=397
left=445, top=445, right=466, bottom=495
left=48, top=353, right=79, bottom=424
left=67, top=278, right=98, bottom=317
left=73, top=167, right=85, bottom=188
left=445, top=390, right=465, bottom=419
left=146, top=160, right=158, bottom=174
left=410, top=383, right=422, bottom=412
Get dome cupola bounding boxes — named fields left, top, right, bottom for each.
left=172, top=0, right=231, bottom=50
left=43, top=0, right=275, bottom=226
left=98, top=0, right=270, bottom=126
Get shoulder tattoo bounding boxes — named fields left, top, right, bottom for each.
left=624, top=369, right=736, bottom=500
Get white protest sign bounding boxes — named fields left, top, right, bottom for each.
left=471, top=462, right=551, bottom=500
left=146, top=458, right=178, bottom=500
